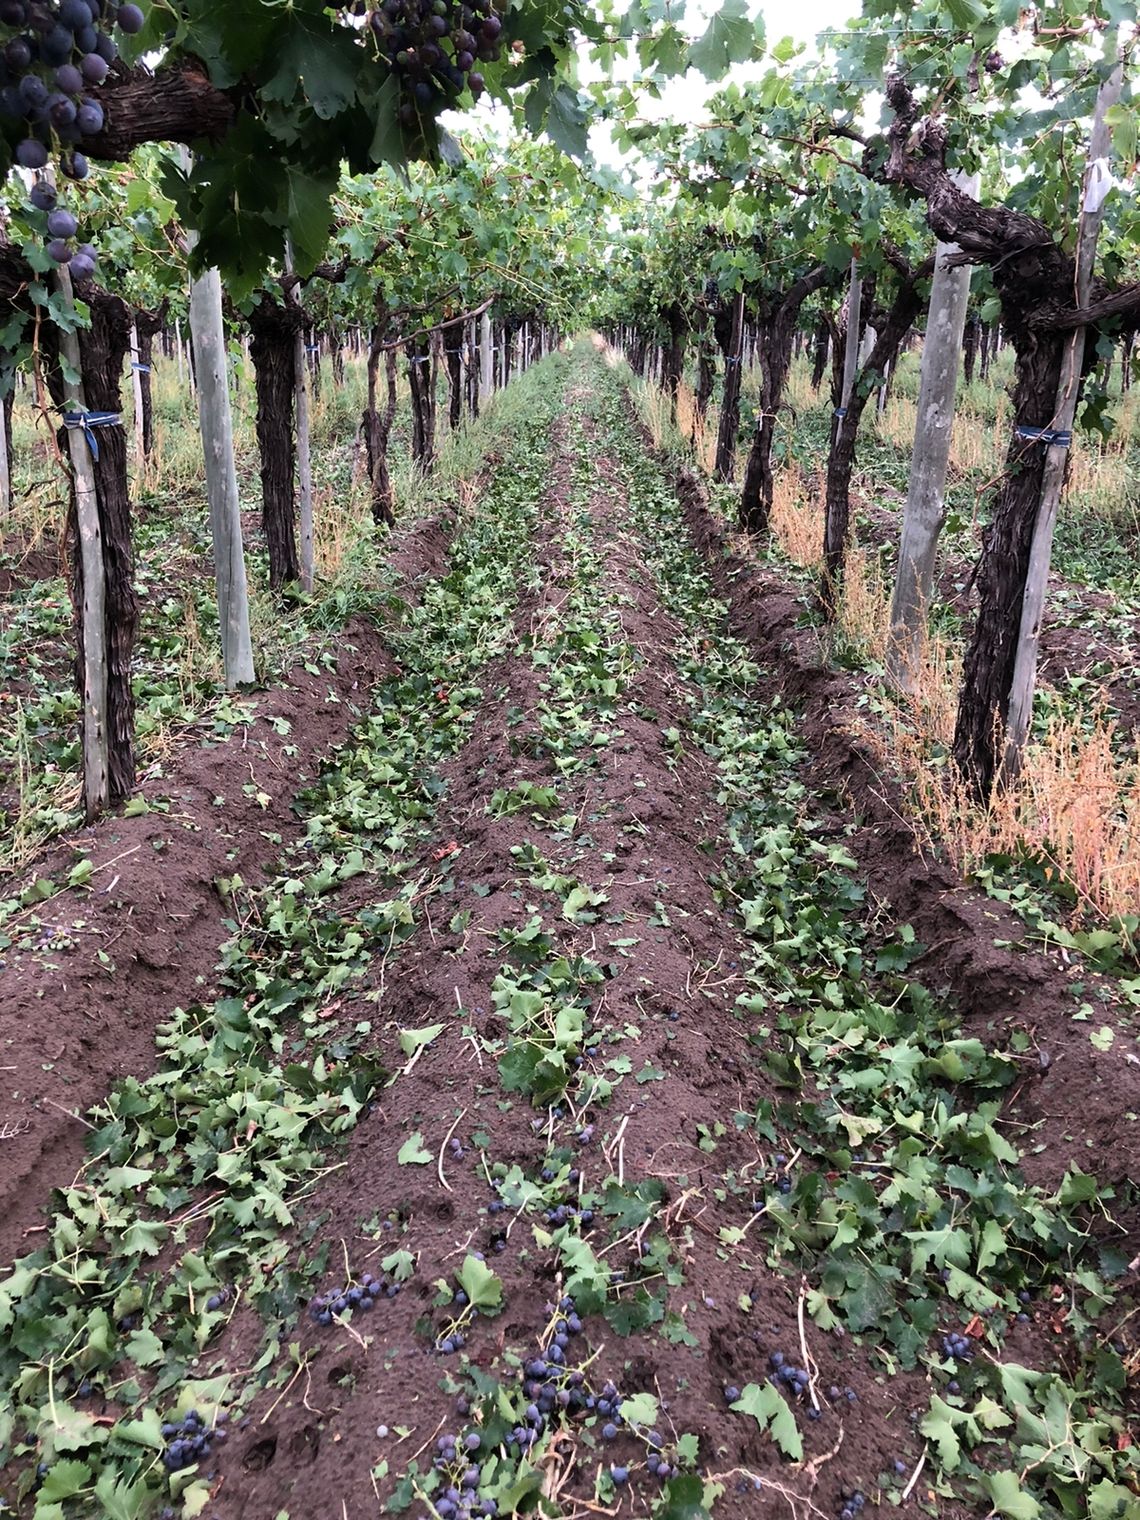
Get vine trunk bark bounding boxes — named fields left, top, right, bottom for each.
left=364, top=321, right=398, bottom=528
left=713, top=291, right=745, bottom=482
left=739, top=265, right=831, bottom=534
left=822, top=265, right=929, bottom=615
left=249, top=296, right=302, bottom=590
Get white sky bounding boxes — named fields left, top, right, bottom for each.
left=585, top=0, right=857, bottom=176
left=451, top=0, right=858, bottom=170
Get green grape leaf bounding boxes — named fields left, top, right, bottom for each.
left=730, top=1383, right=803, bottom=1461
left=688, top=0, right=760, bottom=79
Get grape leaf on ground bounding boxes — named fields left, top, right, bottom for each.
left=730, top=1383, right=803, bottom=1460
left=397, top=1131, right=432, bottom=1165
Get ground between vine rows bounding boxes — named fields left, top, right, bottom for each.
left=672, top=464, right=1140, bottom=1201
left=2, top=348, right=1136, bottom=1520
left=204, top=364, right=940, bottom=1520
left=0, top=514, right=453, bottom=1268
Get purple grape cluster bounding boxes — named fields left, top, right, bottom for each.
left=510, top=1296, right=594, bottom=1452
left=941, top=1331, right=973, bottom=1363
left=769, top=1350, right=812, bottom=1398
left=508, top=1299, right=683, bottom=1483
left=771, top=1150, right=792, bottom=1195
left=344, top=0, right=502, bottom=123
left=835, top=1486, right=867, bottom=1520
left=161, top=1407, right=226, bottom=1473
left=32, top=178, right=97, bottom=276
left=0, top=0, right=140, bottom=273
left=539, top=1167, right=594, bottom=1229
left=308, top=1269, right=400, bottom=1327
left=428, top=1430, right=498, bottom=1519
left=543, top=1198, right=595, bottom=1227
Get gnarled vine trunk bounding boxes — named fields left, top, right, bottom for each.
left=445, top=335, right=463, bottom=429
left=739, top=265, right=832, bottom=535
left=249, top=296, right=303, bottom=589
left=407, top=336, right=435, bottom=469
left=307, top=338, right=322, bottom=402
left=951, top=331, right=1066, bottom=790
left=695, top=329, right=716, bottom=425
left=962, top=311, right=979, bottom=383
left=713, top=291, right=745, bottom=482
left=363, top=318, right=398, bottom=529
left=880, top=72, right=1120, bottom=795
left=821, top=264, right=929, bottom=613
left=134, top=301, right=167, bottom=464
left=810, top=313, right=830, bottom=391
left=661, top=302, right=688, bottom=420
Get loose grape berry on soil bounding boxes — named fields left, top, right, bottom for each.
left=0, top=348, right=1136, bottom=1520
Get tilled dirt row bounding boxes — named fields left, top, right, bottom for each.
left=671, top=460, right=1140, bottom=1203
left=0, top=516, right=452, bottom=1268
left=209, top=372, right=948, bottom=1520
left=5, top=351, right=1134, bottom=1520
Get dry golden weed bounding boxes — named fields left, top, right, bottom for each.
left=887, top=706, right=1140, bottom=925
left=770, top=464, right=823, bottom=570
left=829, top=551, right=1140, bottom=925
left=315, top=483, right=370, bottom=580
left=771, top=456, right=1140, bottom=926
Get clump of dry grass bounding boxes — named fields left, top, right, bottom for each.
left=834, top=563, right=1140, bottom=926
left=774, top=459, right=1140, bottom=926
left=784, top=362, right=818, bottom=415
left=874, top=391, right=1011, bottom=482
left=625, top=369, right=720, bottom=474
left=673, top=382, right=717, bottom=475
left=633, top=378, right=671, bottom=452
left=836, top=548, right=891, bottom=657
left=891, top=708, right=1140, bottom=925
left=315, top=483, right=372, bottom=580
left=770, top=464, right=822, bottom=569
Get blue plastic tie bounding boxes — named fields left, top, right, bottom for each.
left=1015, top=424, right=1072, bottom=448
left=62, top=410, right=122, bottom=461
left=834, top=406, right=847, bottom=418
left=131, top=362, right=151, bottom=373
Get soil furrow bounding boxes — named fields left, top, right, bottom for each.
left=669, top=455, right=1140, bottom=1202
left=0, top=614, right=405, bottom=1267
left=209, top=362, right=937, bottom=1520
left=3, top=348, right=1134, bottom=1520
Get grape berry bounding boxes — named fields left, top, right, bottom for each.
left=416, top=1293, right=688, bottom=1519
left=308, top=1268, right=401, bottom=1327
left=0, top=0, right=143, bottom=274
left=351, top=0, right=503, bottom=126
left=160, top=1406, right=227, bottom=1474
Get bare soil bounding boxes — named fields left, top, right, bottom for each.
left=678, top=462, right=1140, bottom=1202
left=207, top=397, right=943, bottom=1520
left=3, top=375, right=1136, bottom=1520
left=0, top=513, right=453, bottom=1268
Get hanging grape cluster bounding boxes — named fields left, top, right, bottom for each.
left=352, top=0, right=504, bottom=123
left=0, top=0, right=143, bottom=278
